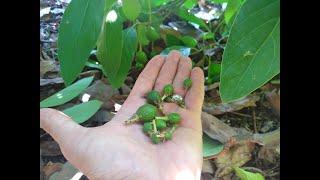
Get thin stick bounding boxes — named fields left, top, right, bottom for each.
left=228, top=111, right=252, bottom=118
left=252, top=109, right=257, bottom=133
left=228, top=111, right=261, bottom=120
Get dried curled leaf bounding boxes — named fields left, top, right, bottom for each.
left=203, top=94, right=260, bottom=115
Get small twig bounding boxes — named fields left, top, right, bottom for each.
left=252, top=109, right=257, bottom=133
left=228, top=111, right=252, bottom=118
left=79, top=70, right=100, bottom=78
left=228, top=111, right=261, bottom=120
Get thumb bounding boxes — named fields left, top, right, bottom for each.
left=40, top=108, right=87, bottom=145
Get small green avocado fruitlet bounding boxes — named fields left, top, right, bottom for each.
left=125, top=104, right=157, bottom=124
left=124, top=77, right=192, bottom=144
left=136, top=104, right=157, bottom=122
left=183, top=78, right=192, bottom=90
left=146, top=26, right=160, bottom=42
left=143, top=122, right=153, bottom=133
left=181, top=36, right=197, bottom=48
left=155, top=119, right=167, bottom=130
left=162, top=84, right=174, bottom=101
left=151, top=133, right=160, bottom=144
left=147, top=90, right=161, bottom=105
left=136, top=51, right=148, bottom=64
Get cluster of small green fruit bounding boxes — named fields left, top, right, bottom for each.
left=125, top=78, right=192, bottom=144
left=135, top=25, right=198, bottom=70
left=135, top=26, right=159, bottom=70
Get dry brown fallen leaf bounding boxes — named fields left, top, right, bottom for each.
left=265, top=90, right=280, bottom=117
left=90, top=109, right=115, bottom=124
left=40, top=60, right=56, bottom=77
left=202, top=160, right=214, bottom=174
left=40, top=140, right=62, bottom=156
left=201, top=111, right=238, bottom=144
left=80, top=80, right=118, bottom=110
left=201, top=111, right=278, bottom=178
left=43, top=161, right=63, bottom=178
left=256, top=128, right=280, bottom=164
left=40, top=77, right=64, bottom=86
left=214, top=139, right=256, bottom=178
left=49, top=162, right=79, bottom=180
left=201, top=173, right=214, bottom=180
left=203, top=94, right=260, bottom=115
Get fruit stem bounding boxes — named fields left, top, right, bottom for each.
left=169, top=124, right=178, bottom=133
left=161, top=95, right=168, bottom=101
left=158, top=103, right=165, bottom=115
left=124, top=114, right=140, bottom=124
left=152, top=119, right=157, bottom=133
left=155, top=116, right=168, bottom=121
left=177, top=102, right=186, bottom=108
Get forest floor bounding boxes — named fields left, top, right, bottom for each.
left=40, top=0, right=280, bottom=179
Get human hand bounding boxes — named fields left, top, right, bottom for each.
left=40, top=50, right=205, bottom=180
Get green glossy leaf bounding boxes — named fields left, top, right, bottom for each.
left=111, top=27, right=138, bottom=87
left=234, top=167, right=265, bottom=180
left=152, top=0, right=171, bottom=7
left=166, top=34, right=183, bottom=46
left=98, top=25, right=137, bottom=88
left=209, top=63, right=221, bottom=77
left=224, top=0, right=245, bottom=25
left=137, top=24, right=150, bottom=45
left=177, top=7, right=210, bottom=31
left=208, top=63, right=221, bottom=81
left=209, top=0, right=228, bottom=3
left=63, top=100, right=103, bottom=124
left=201, top=32, right=215, bottom=40
left=138, top=0, right=150, bottom=12
left=161, top=46, right=191, bottom=57
left=183, top=0, right=197, bottom=9
left=58, top=0, right=105, bottom=85
left=138, top=0, right=168, bottom=13
left=40, top=76, right=94, bottom=108
left=97, top=10, right=124, bottom=88
left=105, top=0, right=117, bottom=11
left=203, top=133, right=224, bottom=158
left=85, top=60, right=103, bottom=70
left=122, top=0, right=141, bottom=21
left=220, top=0, right=280, bottom=103
left=180, top=36, right=197, bottom=48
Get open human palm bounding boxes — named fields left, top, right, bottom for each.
left=40, top=51, right=205, bottom=180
